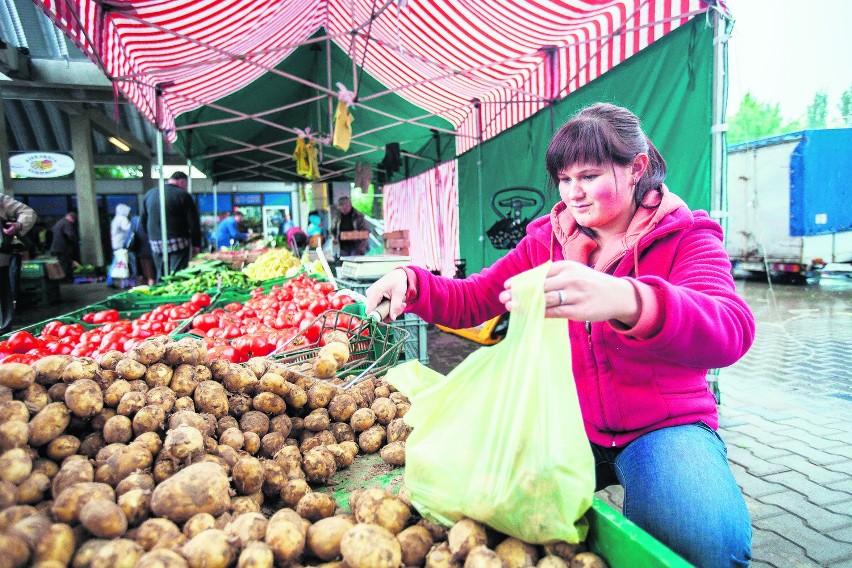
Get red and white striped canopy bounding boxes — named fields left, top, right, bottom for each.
left=36, top=0, right=709, bottom=154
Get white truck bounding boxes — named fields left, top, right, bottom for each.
left=725, top=128, right=852, bottom=282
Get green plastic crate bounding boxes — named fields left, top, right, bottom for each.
left=0, top=315, right=97, bottom=341
left=398, top=313, right=429, bottom=366
left=313, top=454, right=691, bottom=568
left=17, top=277, right=61, bottom=308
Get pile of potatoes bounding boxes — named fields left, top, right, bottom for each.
left=0, top=333, right=607, bottom=567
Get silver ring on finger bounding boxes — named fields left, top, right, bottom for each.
left=557, top=289, right=566, bottom=305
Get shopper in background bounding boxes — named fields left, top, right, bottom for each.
left=126, top=214, right=155, bottom=287
left=50, top=210, right=80, bottom=283
left=331, top=196, right=370, bottom=257
left=286, top=225, right=308, bottom=255
left=216, top=210, right=249, bottom=250
left=105, top=203, right=132, bottom=289
left=1, top=195, right=37, bottom=333
left=365, top=103, right=755, bottom=568
left=141, top=171, right=201, bottom=281
left=279, top=211, right=295, bottom=236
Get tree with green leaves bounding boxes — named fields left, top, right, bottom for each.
left=727, top=93, right=801, bottom=145
left=839, top=85, right=852, bottom=127
left=806, top=90, right=828, bottom=128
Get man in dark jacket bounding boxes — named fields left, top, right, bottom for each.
left=331, top=196, right=370, bottom=257
left=50, top=210, right=80, bottom=283
left=140, top=172, right=201, bottom=281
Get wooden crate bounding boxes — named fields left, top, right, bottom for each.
left=383, top=230, right=409, bottom=255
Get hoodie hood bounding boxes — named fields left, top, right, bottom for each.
left=115, top=204, right=131, bottom=217
left=544, top=184, right=688, bottom=273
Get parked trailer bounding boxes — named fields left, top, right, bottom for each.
left=726, top=129, right=852, bottom=282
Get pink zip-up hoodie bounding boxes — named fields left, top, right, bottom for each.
left=402, top=187, right=755, bottom=447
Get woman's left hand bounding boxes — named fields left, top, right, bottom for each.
left=498, top=260, right=641, bottom=326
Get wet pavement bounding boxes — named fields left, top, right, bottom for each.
left=426, top=277, right=852, bottom=568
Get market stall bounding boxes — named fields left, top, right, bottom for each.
left=0, top=276, right=691, bottom=566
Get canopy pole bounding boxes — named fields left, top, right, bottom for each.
left=710, top=8, right=731, bottom=237
left=327, top=38, right=334, bottom=136
left=213, top=182, right=219, bottom=252
left=156, top=129, right=169, bottom=276
left=186, top=130, right=193, bottom=194
left=473, top=98, right=484, bottom=265
left=155, top=86, right=169, bottom=276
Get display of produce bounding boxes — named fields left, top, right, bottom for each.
left=242, top=248, right=302, bottom=281
left=0, top=294, right=212, bottom=364
left=0, top=329, right=610, bottom=568
left=184, top=275, right=358, bottom=363
left=146, top=261, right=253, bottom=296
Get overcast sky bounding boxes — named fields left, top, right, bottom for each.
left=725, top=0, right=852, bottom=122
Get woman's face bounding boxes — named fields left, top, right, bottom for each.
left=557, top=159, right=641, bottom=239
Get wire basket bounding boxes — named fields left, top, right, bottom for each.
left=271, top=310, right=410, bottom=388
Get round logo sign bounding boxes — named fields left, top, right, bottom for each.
left=10, top=153, right=76, bottom=178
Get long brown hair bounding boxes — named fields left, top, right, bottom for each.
left=545, top=103, right=666, bottom=209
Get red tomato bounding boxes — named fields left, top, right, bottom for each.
left=307, top=298, right=329, bottom=316
left=81, top=313, right=96, bottom=324
left=7, top=331, right=40, bottom=354
left=298, top=318, right=322, bottom=344
left=41, top=321, right=63, bottom=336
left=224, top=302, right=243, bottom=312
left=191, top=293, right=211, bottom=307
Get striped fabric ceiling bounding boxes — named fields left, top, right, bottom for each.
left=35, top=0, right=710, bottom=155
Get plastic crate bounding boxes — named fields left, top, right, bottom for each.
left=101, top=290, right=195, bottom=311
left=398, top=313, right=429, bottom=366
left=316, top=454, right=691, bottom=568
left=17, top=276, right=61, bottom=308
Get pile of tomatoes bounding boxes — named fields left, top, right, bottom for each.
left=0, top=293, right=213, bottom=364
left=0, top=275, right=366, bottom=366
left=185, top=275, right=362, bottom=363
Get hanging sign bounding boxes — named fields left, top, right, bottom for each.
left=10, top=152, right=76, bottom=178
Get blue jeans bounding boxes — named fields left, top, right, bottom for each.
left=593, top=423, right=752, bottom=568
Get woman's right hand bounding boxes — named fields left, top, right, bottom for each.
left=365, top=268, right=408, bottom=322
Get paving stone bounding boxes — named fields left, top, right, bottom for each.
left=773, top=428, right=848, bottom=451
left=767, top=438, right=848, bottom=465
left=827, top=477, right=852, bottom=494
left=728, top=444, right=790, bottom=477
left=822, top=459, right=852, bottom=476
left=727, top=423, right=793, bottom=445
left=744, top=414, right=804, bottom=432
left=730, top=462, right=788, bottom=499
left=718, top=415, right=749, bottom=428
left=743, top=495, right=786, bottom=522
left=776, top=417, right=850, bottom=436
left=734, top=408, right=797, bottom=423
left=769, top=454, right=849, bottom=484
left=748, top=528, right=812, bottom=567
left=761, top=491, right=852, bottom=533
left=763, top=471, right=852, bottom=507
left=753, top=513, right=852, bottom=566
left=827, top=523, right=852, bottom=545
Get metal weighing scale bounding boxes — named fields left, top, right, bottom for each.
left=335, top=255, right=411, bottom=281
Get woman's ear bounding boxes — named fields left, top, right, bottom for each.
left=631, top=153, right=649, bottom=182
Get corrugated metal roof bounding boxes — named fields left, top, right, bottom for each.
left=1, top=0, right=179, bottom=163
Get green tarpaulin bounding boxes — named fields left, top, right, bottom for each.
left=458, top=17, right=713, bottom=272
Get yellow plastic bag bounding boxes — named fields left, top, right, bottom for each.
left=387, top=262, right=595, bottom=543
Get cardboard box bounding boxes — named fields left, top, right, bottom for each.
left=339, top=230, right=370, bottom=241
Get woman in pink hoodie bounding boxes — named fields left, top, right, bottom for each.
left=366, top=103, right=754, bottom=567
